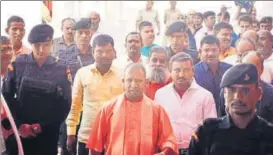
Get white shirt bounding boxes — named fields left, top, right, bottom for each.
left=112, top=55, right=144, bottom=72
left=194, top=26, right=214, bottom=50
left=222, top=55, right=239, bottom=65
left=154, top=80, right=217, bottom=149
left=261, top=53, right=273, bottom=84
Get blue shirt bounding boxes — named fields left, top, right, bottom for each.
left=140, top=44, right=157, bottom=57
left=194, top=61, right=232, bottom=116
left=187, top=29, right=197, bottom=50
left=231, top=31, right=239, bottom=47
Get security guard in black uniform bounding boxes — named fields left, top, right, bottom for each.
left=56, top=18, right=95, bottom=155
left=188, top=63, right=273, bottom=155
left=56, top=18, right=95, bottom=80
left=1, top=24, right=71, bottom=155
left=165, top=21, right=199, bottom=64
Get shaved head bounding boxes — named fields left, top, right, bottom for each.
left=124, top=63, right=146, bottom=78
left=123, top=63, right=147, bottom=102
left=257, top=30, right=273, bottom=41
left=236, top=38, right=256, bottom=55
left=242, top=51, right=264, bottom=76
left=241, top=30, right=258, bottom=43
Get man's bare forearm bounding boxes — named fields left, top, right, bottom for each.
left=89, top=149, right=102, bottom=155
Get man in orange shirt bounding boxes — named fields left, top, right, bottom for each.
left=145, top=46, right=171, bottom=99
left=87, top=63, right=178, bottom=155
left=214, top=22, right=236, bottom=60
left=5, top=16, right=31, bottom=62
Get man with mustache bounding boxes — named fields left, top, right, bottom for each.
left=223, top=37, right=256, bottom=65
left=257, top=30, right=273, bottom=84
left=56, top=18, right=95, bottom=81
left=52, top=18, right=76, bottom=57
left=241, top=51, right=273, bottom=123
left=155, top=52, right=216, bottom=155
left=87, top=63, right=178, bottom=155
left=56, top=18, right=95, bottom=155
left=5, top=16, right=31, bottom=62
left=87, top=11, right=101, bottom=46
left=165, top=21, right=199, bottom=64
left=194, top=35, right=231, bottom=117
left=218, top=51, right=273, bottom=122
left=189, top=63, right=273, bottom=155
left=214, top=22, right=237, bottom=60
left=145, top=46, right=171, bottom=100
left=113, top=32, right=143, bottom=72
left=139, top=21, right=158, bottom=64
left=66, top=34, right=123, bottom=155
left=0, top=36, right=13, bottom=77
left=0, top=36, right=13, bottom=155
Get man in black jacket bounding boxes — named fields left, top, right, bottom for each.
left=165, top=21, right=199, bottom=64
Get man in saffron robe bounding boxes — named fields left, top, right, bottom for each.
left=87, top=63, right=178, bottom=155
left=145, top=46, right=172, bottom=99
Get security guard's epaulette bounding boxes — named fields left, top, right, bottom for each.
left=14, top=54, right=29, bottom=62
left=203, top=117, right=221, bottom=126
left=257, top=116, right=273, bottom=129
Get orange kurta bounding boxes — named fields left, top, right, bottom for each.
left=11, top=45, right=31, bottom=62
left=145, top=77, right=172, bottom=100
left=86, top=93, right=178, bottom=155
left=219, top=47, right=237, bottom=60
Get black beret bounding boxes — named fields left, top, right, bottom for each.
left=73, top=18, right=91, bottom=30
left=220, top=63, right=258, bottom=88
left=166, top=21, right=187, bottom=36
left=0, top=36, right=9, bottom=43
left=28, top=24, right=54, bottom=43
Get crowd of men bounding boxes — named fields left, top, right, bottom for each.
left=1, top=1, right=273, bottom=155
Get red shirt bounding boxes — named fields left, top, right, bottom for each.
left=145, top=77, right=172, bottom=100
